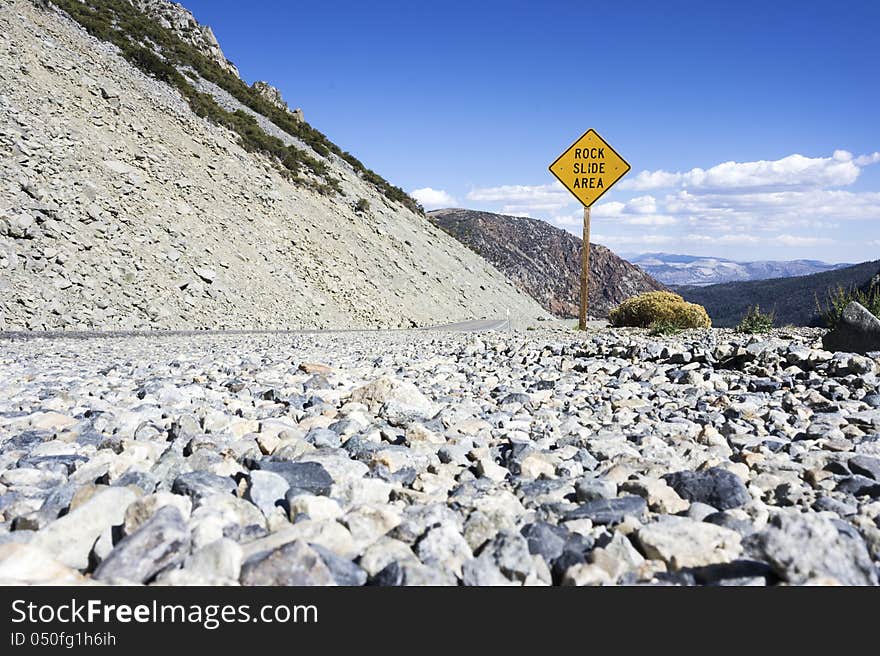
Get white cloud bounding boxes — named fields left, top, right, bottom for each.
left=592, top=232, right=833, bottom=250
left=550, top=213, right=582, bottom=228
left=619, top=151, right=880, bottom=192
left=617, top=170, right=681, bottom=191
left=463, top=148, right=880, bottom=260
left=774, top=234, right=834, bottom=247
left=591, top=195, right=677, bottom=225
left=592, top=233, right=676, bottom=246
left=500, top=202, right=567, bottom=215
left=628, top=195, right=658, bottom=214
left=665, top=189, right=880, bottom=230
left=855, top=152, right=880, bottom=166
left=466, top=183, right=566, bottom=203
left=410, top=187, right=457, bottom=210
left=466, top=183, right=572, bottom=215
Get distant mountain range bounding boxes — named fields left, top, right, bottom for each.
left=428, top=209, right=666, bottom=318
left=628, top=252, right=852, bottom=286
left=677, top=260, right=880, bottom=327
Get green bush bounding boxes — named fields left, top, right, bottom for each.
left=648, top=320, right=683, bottom=336
left=355, top=198, right=370, bottom=213
left=610, top=291, right=712, bottom=330
left=735, top=305, right=775, bottom=334
left=816, top=283, right=880, bottom=329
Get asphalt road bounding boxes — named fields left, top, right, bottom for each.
left=0, top=318, right=527, bottom=341
left=420, top=319, right=511, bottom=332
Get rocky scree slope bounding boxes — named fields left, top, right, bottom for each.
left=1, top=328, right=880, bottom=586
left=429, top=209, right=667, bottom=318
left=0, top=0, right=551, bottom=330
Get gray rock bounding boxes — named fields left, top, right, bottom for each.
left=414, top=524, right=472, bottom=577
left=371, top=560, right=456, bottom=586
left=703, top=511, right=755, bottom=536
left=521, top=522, right=568, bottom=562
left=663, top=468, right=750, bottom=510
left=194, top=267, right=216, bottom=283
left=461, top=553, right=517, bottom=586
left=171, top=471, right=236, bottom=505
left=812, top=495, right=858, bottom=517
left=391, top=503, right=462, bottom=544
left=182, top=538, right=242, bottom=582
left=311, top=544, right=367, bottom=586
left=256, top=461, right=333, bottom=496
left=564, top=496, right=647, bottom=525
left=849, top=455, right=880, bottom=481
left=836, top=475, right=880, bottom=497
left=33, top=482, right=77, bottom=524
left=745, top=511, right=878, bottom=585
left=93, top=506, right=190, bottom=583
left=687, top=502, right=719, bottom=521
left=31, top=487, right=137, bottom=570
left=349, top=376, right=439, bottom=425
left=478, top=529, right=533, bottom=582
left=240, top=540, right=335, bottom=586
left=822, top=302, right=880, bottom=355
left=307, top=427, right=342, bottom=448
left=636, top=516, right=742, bottom=570
left=245, top=470, right=289, bottom=517
left=575, top=476, right=616, bottom=502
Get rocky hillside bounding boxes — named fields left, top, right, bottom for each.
left=677, top=259, right=880, bottom=327
left=632, top=252, right=851, bottom=286
left=0, top=0, right=551, bottom=330
left=428, top=209, right=666, bottom=318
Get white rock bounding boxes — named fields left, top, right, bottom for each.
left=636, top=517, right=742, bottom=570
left=32, top=487, right=138, bottom=570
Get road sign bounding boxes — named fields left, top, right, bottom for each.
left=548, top=128, right=630, bottom=207
left=548, top=129, right=631, bottom=331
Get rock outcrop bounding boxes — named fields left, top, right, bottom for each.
left=250, top=80, right=303, bottom=122
left=429, top=208, right=667, bottom=318
left=130, top=0, right=240, bottom=77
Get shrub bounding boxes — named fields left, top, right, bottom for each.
left=735, top=305, right=775, bottom=334
left=648, top=320, right=683, bottom=336
left=816, top=283, right=880, bottom=329
left=609, top=291, right=711, bottom=330
left=355, top=198, right=370, bottom=213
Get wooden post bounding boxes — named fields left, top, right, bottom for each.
left=579, top=205, right=591, bottom=330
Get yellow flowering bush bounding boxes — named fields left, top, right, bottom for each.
left=609, top=291, right=711, bottom=330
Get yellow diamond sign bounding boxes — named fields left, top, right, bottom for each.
left=548, top=129, right=631, bottom=207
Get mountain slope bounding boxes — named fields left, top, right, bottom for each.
left=631, top=252, right=851, bottom=286
left=0, top=0, right=552, bottom=330
left=677, top=260, right=880, bottom=327
left=428, top=208, right=666, bottom=318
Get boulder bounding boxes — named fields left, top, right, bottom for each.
left=822, top=301, right=880, bottom=355
left=744, top=511, right=878, bottom=585
left=93, top=506, right=191, bottom=583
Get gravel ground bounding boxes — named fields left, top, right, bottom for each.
left=1, top=327, right=879, bottom=586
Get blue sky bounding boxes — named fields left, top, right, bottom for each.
left=185, top=0, right=879, bottom=263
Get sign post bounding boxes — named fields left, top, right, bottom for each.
left=581, top=205, right=590, bottom=330
left=549, top=129, right=631, bottom=330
